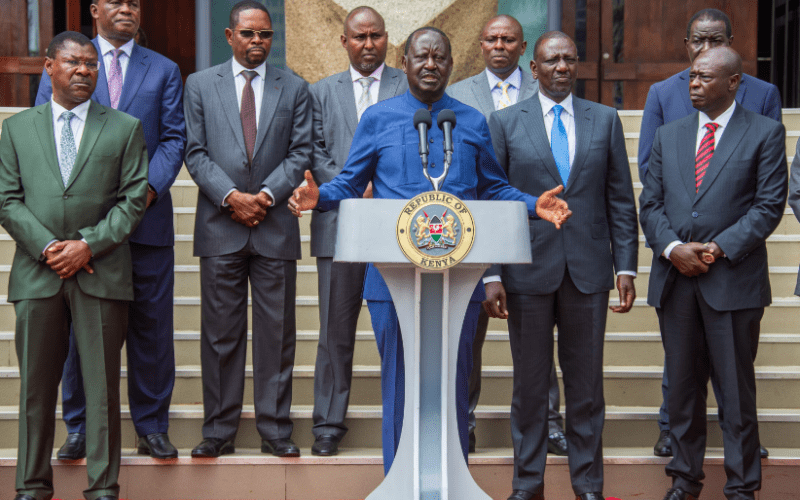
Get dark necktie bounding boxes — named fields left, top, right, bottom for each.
left=241, top=70, right=257, bottom=162
left=695, top=122, right=720, bottom=192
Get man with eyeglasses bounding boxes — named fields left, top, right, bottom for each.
left=2, top=31, right=148, bottom=500
left=306, top=6, right=408, bottom=457
left=184, top=0, right=311, bottom=458
left=35, top=0, right=186, bottom=461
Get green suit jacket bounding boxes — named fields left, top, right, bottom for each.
left=0, top=101, right=149, bottom=302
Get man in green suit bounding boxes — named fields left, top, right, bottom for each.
left=0, top=31, right=148, bottom=500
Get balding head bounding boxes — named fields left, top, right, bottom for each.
left=344, top=6, right=384, bottom=34
left=689, top=46, right=742, bottom=119
left=480, top=15, right=527, bottom=79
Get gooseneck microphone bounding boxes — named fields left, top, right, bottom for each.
left=437, top=109, right=457, bottom=160
left=414, top=109, right=432, bottom=168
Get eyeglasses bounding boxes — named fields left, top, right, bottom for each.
left=235, top=29, right=274, bottom=40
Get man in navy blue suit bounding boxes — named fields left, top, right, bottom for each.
left=637, top=7, right=780, bottom=458
left=36, top=0, right=186, bottom=459
left=289, top=27, right=571, bottom=474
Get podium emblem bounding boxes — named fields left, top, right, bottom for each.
left=397, top=191, right=475, bottom=270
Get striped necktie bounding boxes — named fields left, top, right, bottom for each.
left=695, top=122, right=720, bottom=192
left=496, top=81, right=512, bottom=109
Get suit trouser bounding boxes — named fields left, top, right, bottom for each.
left=199, top=241, right=297, bottom=442
left=62, top=243, right=175, bottom=436
left=312, top=258, right=367, bottom=438
left=662, top=274, right=762, bottom=500
left=506, top=271, right=608, bottom=496
left=15, top=278, right=126, bottom=500
left=367, top=300, right=478, bottom=475
left=469, top=308, right=563, bottom=441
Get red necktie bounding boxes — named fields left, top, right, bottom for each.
left=695, top=122, right=720, bottom=192
left=241, top=70, right=257, bottom=163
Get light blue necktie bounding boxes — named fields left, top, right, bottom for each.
left=59, top=111, right=77, bottom=186
left=551, top=104, right=570, bottom=186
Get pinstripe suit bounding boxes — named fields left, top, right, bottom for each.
left=184, top=59, right=311, bottom=441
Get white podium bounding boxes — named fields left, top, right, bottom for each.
left=335, top=198, right=532, bottom=500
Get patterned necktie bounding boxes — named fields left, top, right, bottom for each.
left=356, top=77, right=376, bottom=120
left=59, top=111, right=77, bottom=186
left=108, top=49, right=123, bottom=109
left=695, top=122, right=720, bottom=192
left=551, top=104, right=570, bottom=186
left=241, top=70, right=258, bottom=162
left=496, top=81, right=512, bottom=109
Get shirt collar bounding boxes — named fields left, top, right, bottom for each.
left=404, top=90, right=452, bottom=112
left=232, top=58, right=268, bottom=80
left=51, top=98, right=91, bottom=123
left=485, top=66, right=522, bottom=91
left=698, top=100, right=737, bottom=130
left=97, top=36, right=135, bottom=58
left=538, top=91, right=574, bottom=118
left=350, top=63, right=385, bottom=83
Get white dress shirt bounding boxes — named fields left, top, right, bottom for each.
left=97, top=36, right=134, bottom=84
left=539, top=91, right=576, bottom=168
left=350, top=63, right=384, bottom=120
left=222, top=59, right=273, bottom=206
left=486, top=66, right=522, bottom=110
left=45, top=98, right=92, bottom=254
left=663, top=101, right=737, bottom=259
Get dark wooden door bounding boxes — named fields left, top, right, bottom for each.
left=562, top=0, right=758, bottom=109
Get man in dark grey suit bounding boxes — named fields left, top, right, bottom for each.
left=640, top=47, right=786, bottom=500
left=487, top=31, right=638, bottom=500
left=183, top=0, right=311, bottom=458
left=307, top=6, right=408, bottom=457
left=447, top=15, right=568, bottom=457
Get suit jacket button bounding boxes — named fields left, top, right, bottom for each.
left=63, top=195, right=69, bottom=200
left=429, top=138, right=434, bottom=144
left=692, top=211, right=698, bottom=218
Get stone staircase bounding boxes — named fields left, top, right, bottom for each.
left=0, top=107, right=799, bottom=499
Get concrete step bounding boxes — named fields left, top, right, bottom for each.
left=0, top=404, right=799, bottom=458
left=0, top=444, right=798, bottom=500
left=0, top=361, right=798, bottom=409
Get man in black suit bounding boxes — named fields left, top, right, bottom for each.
left=639, top=46, right=786, bottom=500
left=486, top=31, right=638, bottom=500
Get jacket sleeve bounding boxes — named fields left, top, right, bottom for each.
left=605, top=110, right=639, bottom=274
left=146, top=62, right=186, bottom=196
left=638, top=127, right=681, bottom=257
left=309, top=83, right=342, bottom=184
left=638, top=84, right=664, bottom=181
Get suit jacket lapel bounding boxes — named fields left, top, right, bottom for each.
left=566, top=98, right=592, bottom=192
left=252, top=65, right=283, bottom=158
left=520, top=95, right=563, bottom=186
left=118, top=43, right=149, bottom=112
left=679, top=114, right=699, bottom=199
left=518, top=68, right=538, bottom=102
left=471, top=73, right=496, bottom=118
left=679, top=69, right=695, bottom=115
left=336, top=71, right=358, bottom=136
left=378, top=68, right=401, bottom=102
left=92, top=38, right=111, bottom=107
left=215, top=60, right=247, bottom=157
left=34, top=102, right=64, bottom=187
left=695, top=105, right=749, bottom=203
left=67, top=102, right=108, bottom=190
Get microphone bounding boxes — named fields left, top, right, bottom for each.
left=437, top=109, right=457, bottom=158
left=414, top=109, right=432, bottom=167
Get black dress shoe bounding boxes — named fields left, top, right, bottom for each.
left=661, top=487, right=697, bottom=500
left=576, top=493, right=604, bottom=500
left=507, top=490, right=544, bottom=500
left=14, top=495, right=36, bottom=500
left=653, top=429, right=673, bottom=457
left=760, top=445, right=769, bottom=458
left=57, top=432, right=86, bottom=460
left=262, top=438, right=300, bottom=457
left=191, top=437, right=235, bottom=458
left=138, top=433, right=178, bottom=459
left=311, top=435, right=340, bottom=456
left=547, top=430, right=568, bottom=456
